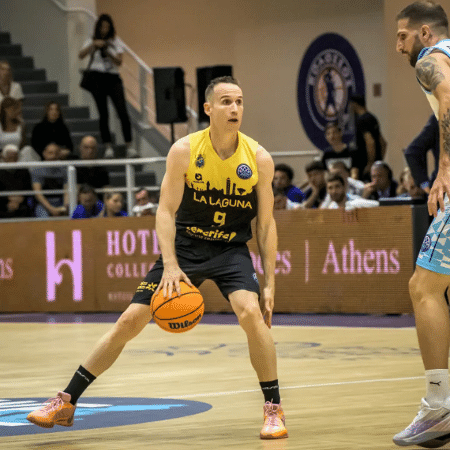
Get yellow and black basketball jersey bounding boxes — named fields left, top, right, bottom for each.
left=176, top=127, right=259, bottom=244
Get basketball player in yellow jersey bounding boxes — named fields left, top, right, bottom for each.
left=27, top=76, right=288, bottom=440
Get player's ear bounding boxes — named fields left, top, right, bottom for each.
left=421, top=24, right=432, bottom=41
left=204, top=102, right=212, bottom=117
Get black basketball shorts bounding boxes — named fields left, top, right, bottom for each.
left=131, top=237, right=260, bottom=306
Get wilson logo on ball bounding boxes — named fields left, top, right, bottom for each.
left=168, top=313, right=203, bottom=330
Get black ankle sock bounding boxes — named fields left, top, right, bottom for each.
left=64, top=365, right=96, bottom=405
left=260, top=379, right=281, bottom=404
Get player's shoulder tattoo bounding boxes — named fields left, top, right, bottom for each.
left=415, top=56, right=445, bottom=92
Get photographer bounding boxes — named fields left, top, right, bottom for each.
left=79, top=14, right=137, bottom=159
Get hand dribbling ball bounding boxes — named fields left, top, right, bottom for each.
left=151, top=282, right=204, bottom=333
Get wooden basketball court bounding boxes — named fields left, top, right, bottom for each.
left=0, top=316, right=434, bottom=449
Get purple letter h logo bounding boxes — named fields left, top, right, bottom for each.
left=46, top=230, right=83, bottom=302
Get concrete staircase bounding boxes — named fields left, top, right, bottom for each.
left=0, top=31, right=157, bottom=189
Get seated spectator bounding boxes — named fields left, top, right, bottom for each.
left=99, top=190, right=127, bottom=217
left=0, top=60, right=24, bottom=104
left=132, top=187, right=158, bottom=216
left=0, top=97, right=39, bottom=161
left=362, top=161, right=399, bottom=200
left=0, top=144, right=33, bottom=218
left=273, top=187, right=301, bottom=210
left=320, top=161, right=365, bottom=209
left=31, top=102, right=73, bottom=159
left=396, top=167, right=427, bottom=200
left=76, top=135, right=110, bottom=191
left=31, top=143, right=68, bottom=218
left=71, top=184, right=103, bottom=219
left=321, top=122, right=360, bottom=179
left=301, top=161, right=327, bottom=208
left=273, top=163, right=305, bottom=203
left=323, top=173, right=379, bottom=210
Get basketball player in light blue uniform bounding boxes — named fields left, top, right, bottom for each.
left=394, top=2, right=450, bottom=448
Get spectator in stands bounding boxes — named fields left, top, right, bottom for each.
left=321, top=121, right=360, bottom=179
left=31, top=102, right=73, bottom=159
left=362, top=161, right=399, bottom=200
left=0, top=60, right=24, bottom=104
left=99, top=190, right=127, bottom=217
left=349, top=94, right=387, bottom=180
left=301, top=161, right=328, bottom=208
left=78, top=14, right=137, bottom=159
left=0, top=97, right=39, bottom=162
left=320, top=161, right=365, bottom=209
left=273, top=163, right=305, bottom=204
left=132, top=187, right=158, bottom=216
left=273, top=187, right=301, bottom=210
left=71, top=184, right=103, bottom=219
left=404, top=114, right=439, bottom=194
left=0, top=144, right=33, bottom=218
left=323, top=172, right=379, bottom=210
left=31, top=143, right=68, bottom=218
left=396, top=167, right=427, bottom=200
left=76, top=136, right=110, bottom=193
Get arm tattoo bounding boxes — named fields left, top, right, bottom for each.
left=416, top=56, right=445, bottom=92
left=442, top=109, right=450, bottom=157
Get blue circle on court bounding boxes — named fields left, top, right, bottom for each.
left=297, top=33, right=365, bottom=150
left=0, top=397, right=212, bottom=436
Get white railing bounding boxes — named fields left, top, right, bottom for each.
left=0, top=157, right=165, bottom=220
left=48, top=0, right=198, bottom=143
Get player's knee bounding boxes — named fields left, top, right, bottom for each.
left=409, top=271, right=424, bottom=304
left=236, top=303, right=263, bottom=328
left=113, top=313, right=142, bottom=341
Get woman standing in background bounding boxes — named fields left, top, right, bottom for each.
left=79, top=14, right=137, bottom=159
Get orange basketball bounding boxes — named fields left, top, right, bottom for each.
left=151, top=282, right=204, bottom=333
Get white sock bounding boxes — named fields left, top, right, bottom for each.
left=425, top=369, right=450, bottom=407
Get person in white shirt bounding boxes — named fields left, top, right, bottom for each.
left=323, top=172, right=379, bottom=210
left=320, top=160, right=365, bottom=209
left=0, top=61, right=24, bottom=105
left=79, top=14, right=137, bottom=159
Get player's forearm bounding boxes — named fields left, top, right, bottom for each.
left=439, top=100, right=450, bottom=164
left=155, top=208, right=178, bottom=266
left=256, top=217, right=277, bottom=292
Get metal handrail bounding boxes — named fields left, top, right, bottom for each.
left=48, top=0, right=198, bottom=144
left=0, top=157, right=165, bottom=217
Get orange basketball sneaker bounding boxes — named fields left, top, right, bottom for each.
left=260, top=401, right=288, bottom=439
left=26, top=391, right=76, bottom=428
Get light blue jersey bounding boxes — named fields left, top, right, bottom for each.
left=416, top=40, right=450, bottom=274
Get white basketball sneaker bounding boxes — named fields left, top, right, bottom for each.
left=393, top=398, right=450, bottom=447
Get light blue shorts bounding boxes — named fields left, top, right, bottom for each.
left=417, top=199, right=450, bottom=275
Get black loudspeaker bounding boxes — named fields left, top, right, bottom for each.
left=196, top=65, right=233, bottom=123
left=153, top=67, right=187, bottom=124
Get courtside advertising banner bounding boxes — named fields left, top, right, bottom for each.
left=0, top=207, right=413, bottom=314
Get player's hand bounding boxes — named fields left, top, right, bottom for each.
left=428, top=168, right=450, bottom=217
left=155, top=264, right=193, bottom=299
left=260, top=286, right=275, bottom=329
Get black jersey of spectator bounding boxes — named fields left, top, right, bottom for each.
left=0, top=167, right=33, bottom=217
left=321, top=145, right=361, bottom=171
left=76, top=166, right=110, bottom=190
left=302, top=185, right=327, bottom=208
left=355, top=112, right=383, bottom=169
left=31, top=119, right=73, bottom=158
